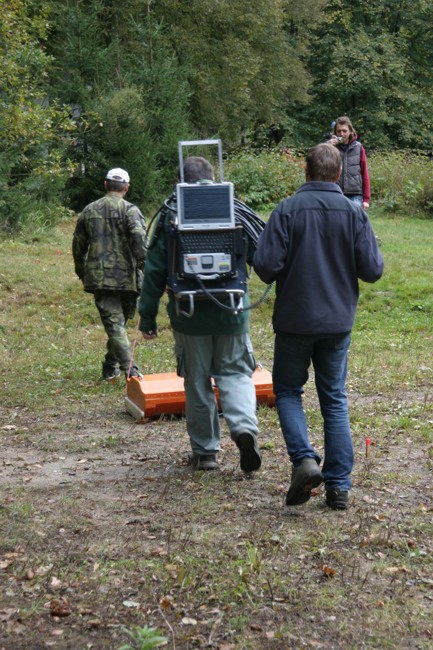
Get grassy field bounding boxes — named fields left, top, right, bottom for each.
left=0, top=211, right=432, bottom=649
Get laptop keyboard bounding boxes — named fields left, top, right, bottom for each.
left=178, top=230, right=235, bottom=254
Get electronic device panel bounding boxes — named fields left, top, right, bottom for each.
left=177, top=229, right=237, bottom=277
left=176, top=182, right=235, bottom=231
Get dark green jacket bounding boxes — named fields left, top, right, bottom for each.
left=138, top=203, right=254, bottom=336
left=72, top=193, right=147, bottom=294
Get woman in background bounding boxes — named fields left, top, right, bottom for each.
left=329, top=115, right=371, bottom=210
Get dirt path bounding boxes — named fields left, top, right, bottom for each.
left=1, top=388, right=433, bottom=650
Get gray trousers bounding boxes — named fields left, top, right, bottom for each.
left=174, top=331, right=259, bottom=455
left=94, top=290, right=137, bottom=371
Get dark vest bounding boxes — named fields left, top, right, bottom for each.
left=338, top=141, right=362, bottom=195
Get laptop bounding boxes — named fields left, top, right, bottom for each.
left=175, top=181, right=236, bottom=277
left=176, top=181, right=235, bottom=231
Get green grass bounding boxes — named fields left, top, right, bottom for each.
left=1, top=213, right=431, bottom=410
left=0, top=212, right=432, bottom=649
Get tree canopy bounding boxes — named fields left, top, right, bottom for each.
left=1, top=0, right=432, bottom=229
left=0, top=0, right=75, bottom=229
left=299, top=0, right=433, bottom=148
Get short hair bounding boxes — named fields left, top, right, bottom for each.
left=105, top=179, right=127, bottom=192
left=306, top=143, right=342, bottom=181
left=183, top=156, right=214, bottom=183
left=334, top=115, right=356, bottom=136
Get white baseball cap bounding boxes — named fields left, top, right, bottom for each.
left=106, top=168, right=130, bottom=183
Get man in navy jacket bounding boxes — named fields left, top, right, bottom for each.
left=254, top=143, right=384, bottom=510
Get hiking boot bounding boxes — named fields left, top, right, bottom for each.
left=125, top=366, right=143, bottom=380
left=188, top=453, right=218, bottom=471
left=102, top=364, right=121, bottom=382
left=235, top=432, right=262, bottom=473
left=325, top=490, right=349, bottom=511
left=285, top=457, right=323, bottom=506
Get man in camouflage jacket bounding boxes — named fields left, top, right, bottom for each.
left=72, top=168, right=147, bottom=381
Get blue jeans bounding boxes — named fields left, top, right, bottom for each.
left=346, top=194, right=362, bottom=206
left=273, top=332, right=353, bottom=491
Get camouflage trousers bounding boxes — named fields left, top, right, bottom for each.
left=94, top=290, right=138, bottom=372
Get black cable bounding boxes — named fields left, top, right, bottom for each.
left=233, top=198, right=267, bottom=244
left=182, top=199, right=273, bottom=313
left=187, top=266, right=274, bottom=313
left=148, top=192, right=273, bottom=313
left=145, top=193, right=176, bottom=251
left=163, top=192, right=177, bottom=213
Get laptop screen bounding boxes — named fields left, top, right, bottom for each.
left=176, top=182, right=235, bottom=231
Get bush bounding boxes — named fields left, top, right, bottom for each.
left=224, top=147, right=433, bottom=217
left=0, top=158, right=73, bottom=235
left=224, top=147, right=305, bottom=209
left=369, top=150, right=433, bottom=216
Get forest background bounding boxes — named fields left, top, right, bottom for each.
left=1, top=3, right=433, bottom=647
left=1, top=0, right=433, bottom=234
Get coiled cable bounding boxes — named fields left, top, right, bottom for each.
left=186, top=197, right=273, bottom=312
left=145, top=192, right=273, bottom=312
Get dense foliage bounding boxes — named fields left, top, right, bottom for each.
left=224, top=148, right=305, bottom=209
left=0, top=0, right=432, bottom=232
left=0, top=0, right=75, bottom=231
left=225, top=149, right=433, bottom=217
left=368, top=151, right=433, bottom=215
left=297, top=0, right=433, bottom=149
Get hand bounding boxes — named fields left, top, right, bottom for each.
left=329, top=135, right=339, bottom=146
left=142, top=330, right=157, bottom=340
left=362, top=202, right=370, bottom=210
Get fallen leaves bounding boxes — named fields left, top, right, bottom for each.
left=0, top=556, right=17, bottom=570
left=320, top=564, right=337, bottom=577
left=46, top=597, right=71, bottom=617
left=0, top=551, right=30, bottom=570
left=383, top=565, right=409, bottom=575
left=249, top=622, right=263, bottom=631
left=50, top=576, right=62, bottom=589
left=122, top=600, right=140, bottom=608
left=0, top=608, right=19, bottom=622
left=159, top=595, right=174, bottom=609
left=35, top=564, right=54, bottom=577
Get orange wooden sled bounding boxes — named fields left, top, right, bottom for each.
left=125, top=366, right=275, bottom=421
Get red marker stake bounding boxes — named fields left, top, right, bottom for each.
left=365, top=438, right=371, bottom=459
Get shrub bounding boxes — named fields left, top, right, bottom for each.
left=225, top=147, right=433, bottom=217
left=224, top=147, right=305, bottom=209
left=0, top=163, right=73, bottom=235
left=369, top=150, right=433, bottom=216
